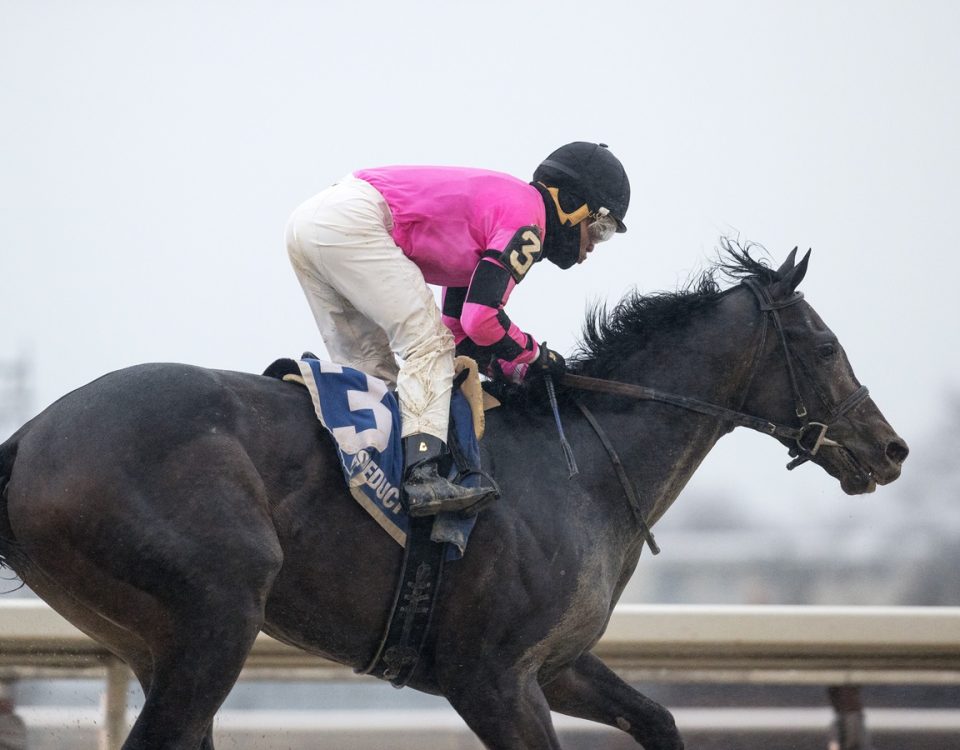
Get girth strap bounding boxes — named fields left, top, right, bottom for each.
left=359, top=516, right=446, bottom=687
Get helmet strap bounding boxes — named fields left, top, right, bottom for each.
left=532, top=182, right=582, bottom=270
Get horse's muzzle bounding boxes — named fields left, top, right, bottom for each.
left=834, top=431, right=909, bottom=494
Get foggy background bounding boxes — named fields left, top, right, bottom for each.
left=2, top=0, right=959, bottom=599
left=3, top=3, right=960, bottom=748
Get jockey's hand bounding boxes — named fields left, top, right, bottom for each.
left=529, top=342, right=566, bottom=380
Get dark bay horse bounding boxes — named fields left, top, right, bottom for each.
left=0, top=247, right=908, bottom=749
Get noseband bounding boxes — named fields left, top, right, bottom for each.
left=560, top=279, right=871, bottom=552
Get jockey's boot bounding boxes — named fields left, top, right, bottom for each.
left=402, top=433, right=497, bottom=517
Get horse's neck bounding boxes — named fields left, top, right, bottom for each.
left=595, top=289, right=762, bottom=529
left=485, top=289, right=763, bottom=600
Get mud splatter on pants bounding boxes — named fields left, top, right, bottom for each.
left=285, top=175, right=454, bottom=441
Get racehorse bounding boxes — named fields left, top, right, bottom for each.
left=0, top=245, right=908, bottom=749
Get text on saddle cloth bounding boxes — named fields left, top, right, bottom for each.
left=294, top=358, right=481, bottom=559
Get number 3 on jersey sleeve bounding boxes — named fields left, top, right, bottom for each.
left=500, top=226, right=543, bottom=282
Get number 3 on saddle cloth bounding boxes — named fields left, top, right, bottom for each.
left=263, top=355, right=488, bottom=559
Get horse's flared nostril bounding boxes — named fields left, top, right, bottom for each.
left=886, top=438, right=909, bottom=465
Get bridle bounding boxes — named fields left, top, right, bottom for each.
left=738, top=278, right=871, bottom=467
left=558, top=279, right=871, bottom=553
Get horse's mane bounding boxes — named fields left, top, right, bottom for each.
left=486, top=238, right=779, bottom=407
left=571, top=238, right=777, bottom=377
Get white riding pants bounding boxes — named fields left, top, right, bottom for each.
left=285, top=175, right=455, bottom=441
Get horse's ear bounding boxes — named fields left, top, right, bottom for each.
left=774, top=248, right=811, bottom=296
left=775, top=247, right=799, bottom=278
left=789, top=249, right=811, bottom=291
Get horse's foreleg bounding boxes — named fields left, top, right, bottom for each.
left=542, top=652, right=683, bottom=750
left=441, top=668, right=563, bottom=750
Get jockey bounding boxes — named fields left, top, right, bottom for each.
left=285, top=142, right=630, bottom=517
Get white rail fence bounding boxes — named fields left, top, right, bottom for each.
left=2, top=601, right=959, bottom=748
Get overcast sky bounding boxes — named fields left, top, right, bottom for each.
left=2, top=1, right=957, bottom=528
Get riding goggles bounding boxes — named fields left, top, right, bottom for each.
left=587, top=207, right=618, bottom=244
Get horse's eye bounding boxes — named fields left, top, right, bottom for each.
left=817, top=343, right=837, bottom=359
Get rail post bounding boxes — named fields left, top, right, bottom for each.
left=100, top=657, right=129, bottom=750
left=827, top=685, right=874, bottom=750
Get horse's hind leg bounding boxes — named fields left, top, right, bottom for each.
left=20, top=560, right=243, bottom=750
left=12, top=454, right=283, bottom=749
left=542, top=652, right=683, bottom=750
left=119, top=549, right=280, bottom=750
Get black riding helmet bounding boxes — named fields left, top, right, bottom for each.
left=533, top=141, right=630, bottom=233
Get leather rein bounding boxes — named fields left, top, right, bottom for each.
left=560, top=279, right=870, bottom=554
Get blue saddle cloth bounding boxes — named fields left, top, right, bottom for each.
left=296, top=358, right=478, bottom=559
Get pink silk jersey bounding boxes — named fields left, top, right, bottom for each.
left=355, top=166, right=548, bottom=378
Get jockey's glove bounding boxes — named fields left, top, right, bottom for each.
left=529, top=342, right=566, bottom=380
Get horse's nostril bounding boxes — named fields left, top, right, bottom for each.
left=886, top=438, right=909, bottom=465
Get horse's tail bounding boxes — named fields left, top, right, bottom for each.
left=0, top=437, right=22, bottom=572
